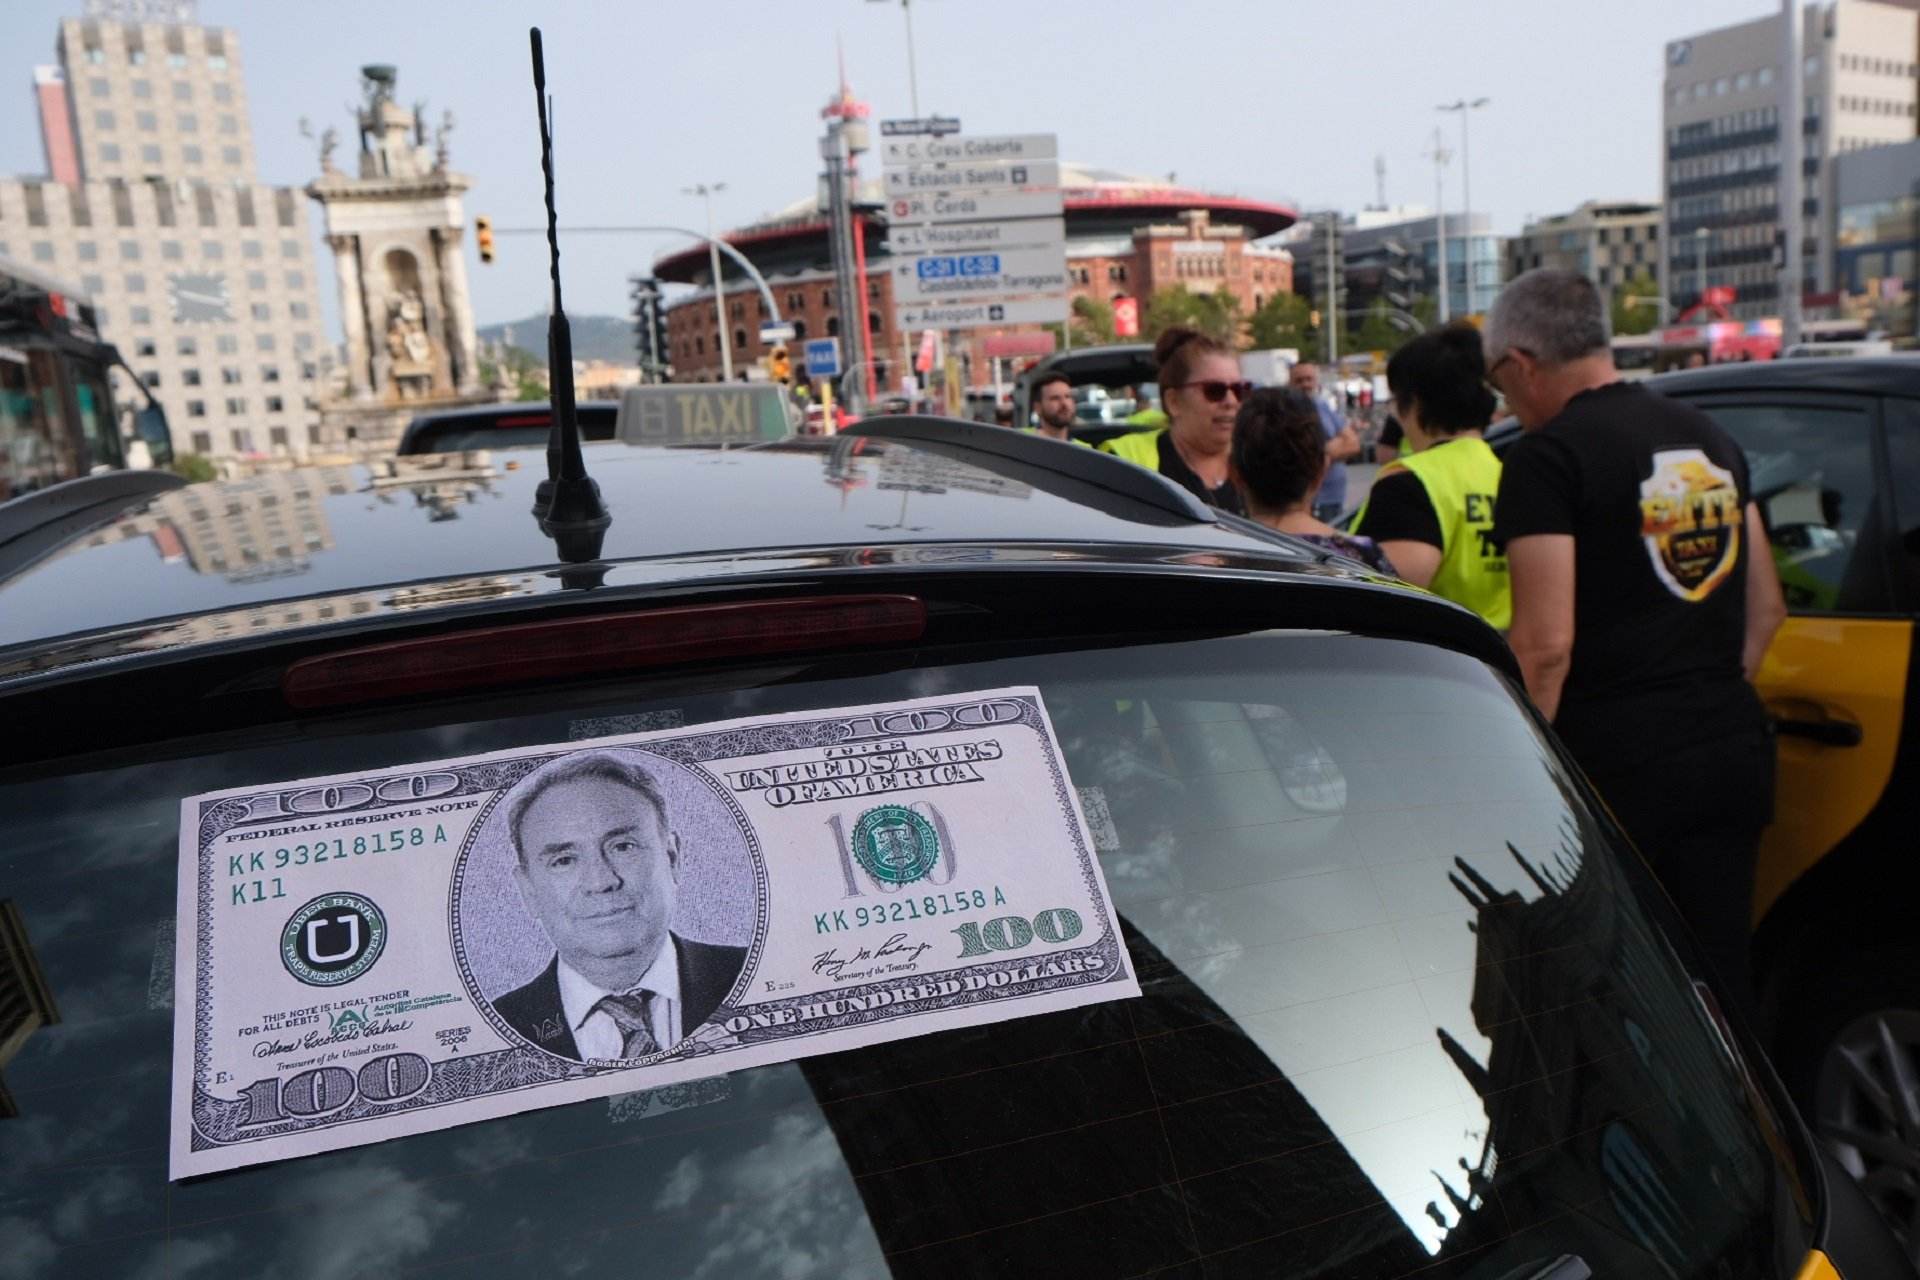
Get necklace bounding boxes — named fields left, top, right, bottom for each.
left=1170, top=431, right=1228, bottom=488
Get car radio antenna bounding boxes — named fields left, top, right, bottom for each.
left=527, top=26, right=609, bottom=558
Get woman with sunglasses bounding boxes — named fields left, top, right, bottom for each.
left=1098, top=327, right=1249, bottom=514
left=1351, top=324, right=1510, bottom=628
left=1229, top=388, right=1396, bottom=573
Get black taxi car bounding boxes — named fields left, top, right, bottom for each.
left=0, top=421, right=1908, bottom=1278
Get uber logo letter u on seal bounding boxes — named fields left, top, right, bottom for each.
left=281, top=892, right=388, bottom=987
left=1637, top=449, right=1743, bottom=602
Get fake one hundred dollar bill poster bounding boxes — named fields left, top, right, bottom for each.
left=171, top=688, right=1136, bottom=1178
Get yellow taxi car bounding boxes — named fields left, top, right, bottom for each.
left=1592, top=356, right=1920, bottom=1251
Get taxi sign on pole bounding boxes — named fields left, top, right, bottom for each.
left=803, top=337, right=841, bottom=379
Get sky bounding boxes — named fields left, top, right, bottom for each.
left=0, top=0, right=1774, bottom=335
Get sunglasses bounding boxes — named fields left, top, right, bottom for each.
left=1173, top=379, right=1254, bottom=403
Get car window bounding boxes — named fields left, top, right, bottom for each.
left=1878, top=397, right=1920, bottom=610
left=0, top=633, right=1808, bottom=1278
left=404, top=407, right=617, bottom=455
left=1695, top=399, right=1891, bottom=614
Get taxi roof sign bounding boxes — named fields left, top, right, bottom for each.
left=615, top=384, right=797, bottom=447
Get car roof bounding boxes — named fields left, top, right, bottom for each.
left=1016, top=344, right=1158, bottom=389
left=1646, top=354, right=1920, bottom=397
left=0, top=421, right=1444, bottom=685
left=406, top=400, right=620, bottom=425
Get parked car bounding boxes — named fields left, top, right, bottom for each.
left=0, top=419, right=1909, bottom=1277
left=1491, top=356, right=1920, bottom=1260
left=397, top=400, right=618, bottom=455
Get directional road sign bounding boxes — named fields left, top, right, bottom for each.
left=886, top=188, right=1064, bottom=226
left=897, top=297, right=1070, bottom=330
left=880, top=116, right=962, bottom=137
left=803, top=337, right=841, bottom=379
left=887, top=217, right=1066, bottom=256
left=883, top=160, right=1061, bottom=199
left=881, top=132, right=1067, bottom=332
left=892, top=248, right=1070, bottom=305
left=880, top=133, right=1058, bottom=167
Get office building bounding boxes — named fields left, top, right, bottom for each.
left=0, top=3, right=330, bottom=461
left=1661, top=0, right=1920, bottom=320
left=1831, top=137, right=1918, bottom=340
left=1507, top=201, right=1662, bottom=307
left=1283, top=206, right=1504, bottom=329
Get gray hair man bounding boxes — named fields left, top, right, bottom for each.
left=1485, top=268, right=1785, bottom=1010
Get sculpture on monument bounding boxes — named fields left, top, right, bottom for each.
left=307, top=61, right=485, bottom=445
left=298, top=118, right=343, bottom=176
left=386, top=292, right=432, bottom=373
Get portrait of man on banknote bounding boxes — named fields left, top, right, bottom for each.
left=486, top=751, right=748, bottom=1062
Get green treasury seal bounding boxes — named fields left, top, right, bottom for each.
left=851, top=804, right=941, bottom=885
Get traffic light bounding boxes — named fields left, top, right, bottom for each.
left=475, top=216, right=495, bottom=265
left=630, top=275, right=667, bottom=382
left=1309, top=309, right=1321, bottom=328
left=768, top=345, right=792, bottom=384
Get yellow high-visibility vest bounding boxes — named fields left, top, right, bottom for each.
left=1358, top=434, right=1510, bottom=629
left=1099, top=429, right=1163, bottom=468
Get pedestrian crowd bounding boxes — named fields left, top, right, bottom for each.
left=1068, top=267, right=1785, bottom=1012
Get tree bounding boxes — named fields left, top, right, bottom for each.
left=1045, top=295, right=1119, bottom=349
left=1610, top=270, right=1660, bottom=337
left=171, top=453, right=217, bottom=484
left=1353, top=299, right=1417, bottom=355
left=1143, top=286, right=1241, bottom=347
left=1246, top=292, right=1313, bottom=352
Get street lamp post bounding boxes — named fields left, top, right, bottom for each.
left=684, top=182, right=732, bottom=382
left=868, top=0, right=921, bottom=117
left=1437, top=97, right=1488, bottom=314
left=1426, top=128, right=1452, bottom=323
left=1695, top=226, right=1711, bottom=307
left=1780, top=0, right=1803, bottom=346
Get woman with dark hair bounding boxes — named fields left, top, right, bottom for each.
left=1353, top=324, right=1510, bottom=627
left=1230, top=388, right=1396, bottom=573
left=1098, top=326, right=1248, bottom=513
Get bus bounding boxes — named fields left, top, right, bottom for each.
left=1, top=256, right=170, bottom=504
left=1610, top=333, right=1659, bottom=379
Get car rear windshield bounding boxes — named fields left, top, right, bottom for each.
left=402, top=406, right=617, bottom=455
left=0, top=631, right=1809, bottom=1279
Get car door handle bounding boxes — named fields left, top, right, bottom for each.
left=1769, top=700, right=1863, bottom=747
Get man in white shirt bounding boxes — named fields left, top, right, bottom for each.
left=491, top=752, right=747, bottom=1062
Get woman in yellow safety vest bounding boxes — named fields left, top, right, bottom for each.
left=1352, top=324, right=1511, bottom=628
left=1098, top=327, right=1248, bottom=514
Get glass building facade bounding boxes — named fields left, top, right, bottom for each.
left=1832, top=137, right=1919, bottom=340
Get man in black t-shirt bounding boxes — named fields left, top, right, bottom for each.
left=1485, top=269, right=1787, bottom=1008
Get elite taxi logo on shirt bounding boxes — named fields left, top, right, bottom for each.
left=1638, top=448, right=1743, bottom=602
